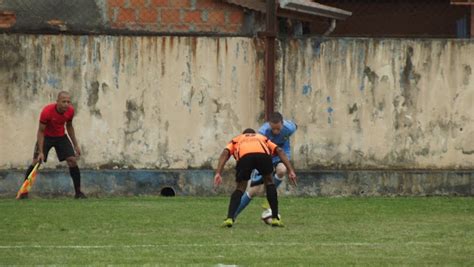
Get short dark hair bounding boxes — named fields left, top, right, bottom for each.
left=269, top=112, right=283, bottom=124
left=57, top=91, right=70, bottom=99
left=242, top=128, right=256, bottom=134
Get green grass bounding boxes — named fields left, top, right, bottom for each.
left=1, top=196, right=473, bottom=266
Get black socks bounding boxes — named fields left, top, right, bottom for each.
left=227, top=190, right=244, bottom=219
left=266, top=184, right=279, bottom=218
left=69, top=166, right=81, bottom=194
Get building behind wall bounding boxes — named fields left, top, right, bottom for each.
left=0, top=1, right=472, bottom=38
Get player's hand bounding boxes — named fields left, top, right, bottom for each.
left=288, top=171, right=297, bottom=187
left=214, top=173, right=222, bottom=187
left=74, top=145, right=81, bottom=157
left=36, top=153, right=44, bottom=164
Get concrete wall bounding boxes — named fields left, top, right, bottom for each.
left=1, top=169, right=472, bottom=198
left=280, top=38, right=474, bottom=170
left=0, top=35, right=473, bottom=196
left=0, top=34, right=264, bottom=170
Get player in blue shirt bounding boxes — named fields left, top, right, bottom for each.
left=233, top=112, right=297, bottom=221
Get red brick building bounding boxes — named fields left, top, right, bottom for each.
left=0, top=0, right=472, bottom=37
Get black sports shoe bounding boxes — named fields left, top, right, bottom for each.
left=18, top=192, right=29, bottom=200
left=74, top=192, right=87, bottom=199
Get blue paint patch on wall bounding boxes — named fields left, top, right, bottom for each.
left=327, top=107, right=334, bottom=124
left=65, top=57, right=77, bottom=68
left=302, top=84, right=312, bottom=95
left=326, top=96, right=333, bottom=124
left=47, top=75, right=61, bottom=89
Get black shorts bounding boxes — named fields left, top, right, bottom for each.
left=235, top=153, right=273, bottom=182
left=33, top=135, right=75, bottom=162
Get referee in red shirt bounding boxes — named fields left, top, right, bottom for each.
left=19, top=91, right=86, bottom=199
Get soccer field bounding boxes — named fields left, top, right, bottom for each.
left=1, top=197, right=473, bottom=265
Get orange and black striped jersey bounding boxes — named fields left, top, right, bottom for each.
left=225, top=133, right=278, bottom=161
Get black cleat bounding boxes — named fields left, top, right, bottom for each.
left=18, top=193, right=29, bottom=200
left=74, top=192, right=87, bottom=199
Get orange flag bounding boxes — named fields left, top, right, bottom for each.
left=16, top=163, right=40, bottom=199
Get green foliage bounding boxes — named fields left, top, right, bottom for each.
left=1, top=197, right=473, bottom=265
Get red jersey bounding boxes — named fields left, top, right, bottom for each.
left=39, top=103, right=75, bottom=137
left=225, top=133, right=278, bottom=161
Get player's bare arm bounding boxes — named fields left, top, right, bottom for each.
left=214, top=149, right=231, bottom=186
left=66, top=120, right=81, bottom=157
left=36, top=122, right=46, bottom=163
left=275, top=147, right=297, bottom=185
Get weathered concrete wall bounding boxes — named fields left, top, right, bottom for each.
left=279, top=38, right=474, bottom=170
left=1, top=169, right=472, bottom=197
left=0, top=35, right=473, bottom=196
left=0, top=34, right=264, bottom=169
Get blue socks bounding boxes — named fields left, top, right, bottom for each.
left=233, top=173, right=283, bottom=220
left=233, top=191, right=252, bottom=219
left=273, top=174, right=282, bottom=187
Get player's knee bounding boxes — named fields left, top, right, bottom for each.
left=275, top=163, right=287, bottom=178
left=248, top=185, right=261, bottom=197
left=66, top=157, right=77, bottom=167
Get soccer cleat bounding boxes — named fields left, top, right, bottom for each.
left=222, top=218, right=233, bottom=228
left=271, top=218, right=284, bottom=227
left=74, top=192, right=87, bottom=199
left=261, top=199, right=270, bottom=210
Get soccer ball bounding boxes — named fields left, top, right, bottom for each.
left=260, top=208, right=281, bottom=225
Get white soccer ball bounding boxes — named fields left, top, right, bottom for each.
left=260, top=208, right=281, bottom=225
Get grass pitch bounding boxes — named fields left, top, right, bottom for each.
left=1, top=196, right=473, bottom=265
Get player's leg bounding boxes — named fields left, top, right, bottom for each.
left=261, top=162, right=285, bottom=209
left=274, top=162, right=287, bottom=185
left=55, top=136, right=86, bottom=199
left=257, top=154, right=283, bottom=226
left=223, top=156, right=253, bottom=227
left=223, top=180, right=247, bottom=227
left=233, top=170, right=264, bottom=220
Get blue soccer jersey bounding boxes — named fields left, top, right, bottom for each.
left=258, top=120, right=297, bottom=164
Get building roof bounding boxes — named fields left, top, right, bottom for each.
left=224, top=0, right=352, bottom=21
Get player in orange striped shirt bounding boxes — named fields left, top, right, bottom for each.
left=214, top=128, right=297, bottom=227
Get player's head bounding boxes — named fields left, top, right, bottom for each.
left=56, top=91, right=71, bottom=113
left=242, top=128, right=256, bottom=134
left=268, top=112, right=283, bottom=135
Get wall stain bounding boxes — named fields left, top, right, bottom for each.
left=463, top=64, right=471, bottom=86
left=363, top=66, right=379, bottom=105
left=393, top=47, right=421, bottom=131
left=348, top=103, right=358, bottom=114
left=399, top=46, right=421, bottom=108
left=87, top=81, right=101, bottom=117
left=125, top=99, right=144, bottom=134
left=0, top=37, right=24, bottom=70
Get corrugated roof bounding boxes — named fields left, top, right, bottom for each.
left=224, top=0, right=351, bottom=20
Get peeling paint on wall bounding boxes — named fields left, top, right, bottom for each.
left=0, top=35, right=264, bottom=169
left=280, top=38, right=474, bottom=169
left=1, top=36, right=473, bottom=170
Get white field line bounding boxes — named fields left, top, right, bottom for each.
left=0, top=241, right=444, bottom=249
